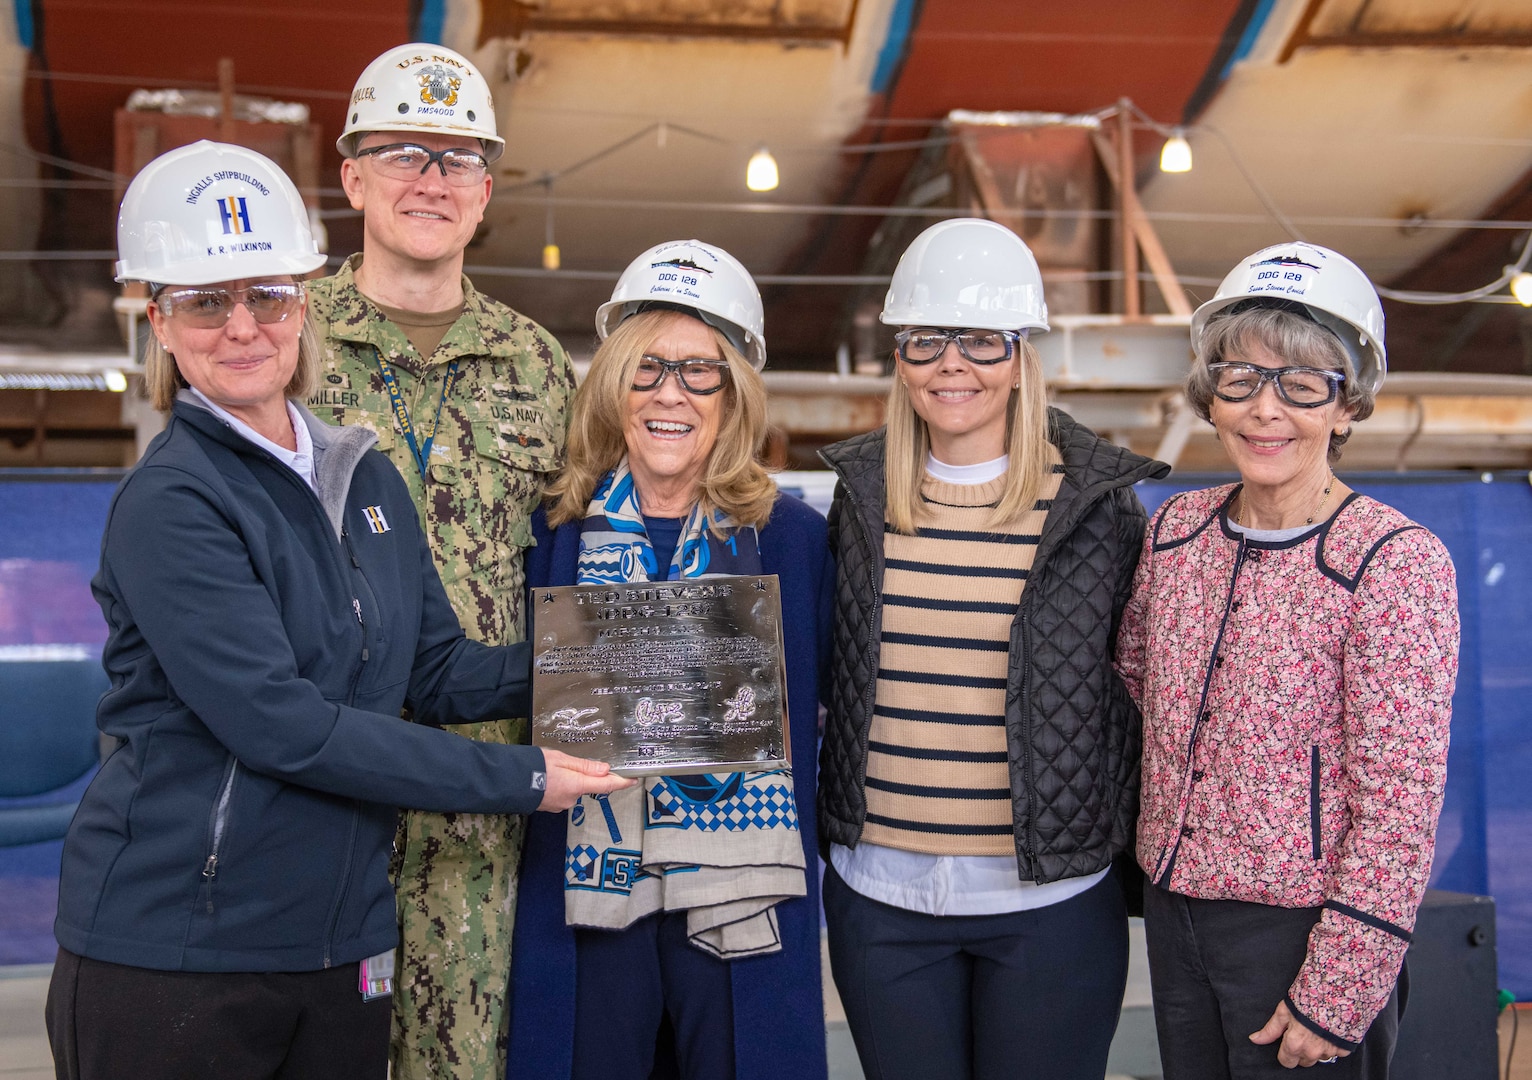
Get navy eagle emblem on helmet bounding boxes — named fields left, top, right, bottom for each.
left=417, top=64, right=461, bottom=107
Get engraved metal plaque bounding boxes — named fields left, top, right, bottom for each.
left=531, top=574, right=789, bottom=776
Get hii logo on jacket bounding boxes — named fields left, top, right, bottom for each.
left=363, top=506, right=390, bottom=534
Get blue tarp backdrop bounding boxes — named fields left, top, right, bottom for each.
left=1, top=470, right=1529, bottom=994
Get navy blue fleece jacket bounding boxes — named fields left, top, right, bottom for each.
left=56, top=398, right=545, bottom=973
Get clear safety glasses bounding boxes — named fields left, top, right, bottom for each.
left=893, top=327, right=1020, bottom=365
left=355, top=143, right=489, bottom=186
left=1208, top=362, right=1346, bottom=408
left=153, top=283, right=305, bottom=328
left=632, top=356, right=730, bottom=395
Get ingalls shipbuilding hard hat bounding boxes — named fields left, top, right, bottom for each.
left=881, top=217, right=1050, bottom=334
left=596, top=239, right=768, bottom=371
left=1192, top=241, right=1387, bottom=393
left=339, top=43, right=504, bottom=162
left=115, top=140, right=327, bottom=286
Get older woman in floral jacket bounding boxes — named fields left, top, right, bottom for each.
left=1117, top=243, right=1459, bottom=1079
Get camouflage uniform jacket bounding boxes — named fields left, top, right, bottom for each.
left=307, top=255, right=575, bottom=1080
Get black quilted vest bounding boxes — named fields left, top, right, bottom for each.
left=817, top=410, right=1170, bottom=884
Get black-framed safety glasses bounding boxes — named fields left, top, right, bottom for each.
left=152, top=282, right=306, bottom=328
left=1207, top=362, right=1345, bottom=408
left=632, top=356, right=730, bottom=395
left=355, top=143, right=489, bottom=186
left=893, top=327, right=1020, bottom=365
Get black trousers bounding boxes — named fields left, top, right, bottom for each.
left=1143, top=882, right=1405, bottom=1080
left=823, top=863, right=1129, bottom=1080
left=571, top=910, right=735, bottom=1080
left=45, top=948, right=391, bottom=1080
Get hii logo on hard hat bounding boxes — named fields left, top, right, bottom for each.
left=218, top=197, right=252, bottom=236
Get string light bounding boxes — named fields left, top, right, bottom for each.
left=1512, top=271, right=1532, bottom=306
left=746, top=148, right=779, bottom=192
left=541, top=177, right=560, bottom=270
left=1159, top=129, right=1192, bottom=173
left=103, top=369, right=128, bottom=393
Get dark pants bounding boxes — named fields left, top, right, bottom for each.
left=822, top=863, right=1128, bottom=1080
left=45, top=948, right=390, bottom=1080
left=571, top=910, right=735, bottom=1080
left=1143, top=882, right=1405, bottom=1079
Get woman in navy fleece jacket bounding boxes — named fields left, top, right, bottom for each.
left=45, top=141, right=627, bottom=1080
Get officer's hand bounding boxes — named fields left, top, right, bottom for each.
left=537, top=749, right=636, bottom=812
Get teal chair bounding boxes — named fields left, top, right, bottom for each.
left=0, top=657, right=109, bottom=847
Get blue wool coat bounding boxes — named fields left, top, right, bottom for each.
left=508, top=493, right=832, bottom=1080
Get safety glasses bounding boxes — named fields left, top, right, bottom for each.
left=632, top=356, right=729, bottom=395
left=152, top=283, right=305, bottom=329
left=893, top=327, right=1020, bottom=365
left=355, top=143, right=489, bottom=186
left=1208, top=362, right=1345, bottom=408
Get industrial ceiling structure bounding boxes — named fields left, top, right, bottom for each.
left=0, top=0, right=1530, bottom=465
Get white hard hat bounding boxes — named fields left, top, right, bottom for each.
left=881, top=217, right=1049, bottom=334
left=1192, top=241, right=1387, bottom=393
left=338, top=43, right=503, bottom=162
left=115, top=140, right=327, bottom=286
left=595, top=239, right=767, bottom=370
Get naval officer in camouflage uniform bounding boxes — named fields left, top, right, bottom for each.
left=307, top=43, right=574, bottom=1080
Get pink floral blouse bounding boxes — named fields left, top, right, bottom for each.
left=1117, top=485, right=1459, bottom=1047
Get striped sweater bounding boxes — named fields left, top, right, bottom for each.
left=862, top=461, right=1063, bottom=856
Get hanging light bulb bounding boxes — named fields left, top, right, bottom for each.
left=1511, top=271, right=1532, bottom=307
left=746, top=148, right=779, bottom=192
left=1159, top=129, right=1192, bottom=174
left=542, top=178, right=560, bottom=270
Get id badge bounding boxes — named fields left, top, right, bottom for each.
left=359, top=948, right=395, bottom=1001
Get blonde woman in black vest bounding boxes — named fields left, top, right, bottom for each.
left=819, top=218, right=1169, bottom=1080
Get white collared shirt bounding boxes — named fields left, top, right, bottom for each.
left=189, top=388, right=316, bottom=490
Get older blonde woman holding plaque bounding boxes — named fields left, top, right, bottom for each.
left=507, top=240, right=831, bottom=1080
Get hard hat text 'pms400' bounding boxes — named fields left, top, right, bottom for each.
left=596, top=239, right=767, bottom=370
left=116, top=140, right=326, bottom=286
left=881, top=218, right=1050, bottom=334
left=1192, top=241, right=1387, bottom=394
left=339, top=43, right=503, bottom=162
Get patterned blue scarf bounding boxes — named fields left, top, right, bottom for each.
left=574, top=459, right=761, bottom=583
left=564, top=458, right=805, bottom=958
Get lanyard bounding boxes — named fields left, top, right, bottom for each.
left=374, top=351, right=460, bottom=483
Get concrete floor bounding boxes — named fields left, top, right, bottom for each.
left=0, top=964, right=52, bottom=1080
left=3, top=927, right=1526, bottom=1080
